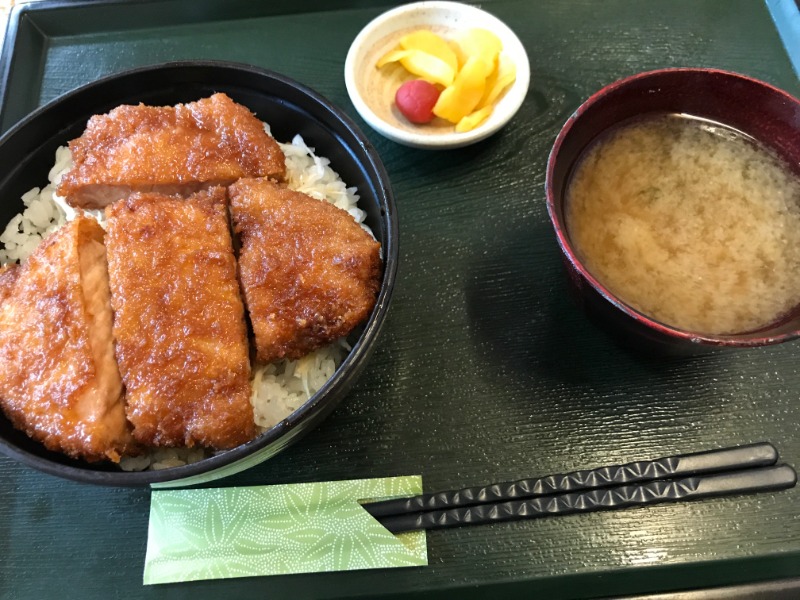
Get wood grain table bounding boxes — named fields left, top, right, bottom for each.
left=0, top=1, right=799, bottom=599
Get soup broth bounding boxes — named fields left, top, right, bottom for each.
left=565, top=114, right=800, bottom=334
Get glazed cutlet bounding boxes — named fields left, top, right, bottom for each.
left=0, top=217, right=134, bottom=462
left=58, top=93, right=286, bottom=209
left=105, top=187, right=256, bottom=449
left=229, top=178, right=382, bottom=363
left=0, top=264, right=19, bottom=304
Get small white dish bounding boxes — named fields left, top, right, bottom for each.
left=344, top=1, right=531, bottom=149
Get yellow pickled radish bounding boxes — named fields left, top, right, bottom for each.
left=478, top=52, right=517, bottom=109
left=455, top=105, right=493, bottom=132
left=453, top=28, right=503, bottom=70
left=376, top=47, right=455, bottom=87
left=376, top=49, right=411, bottom=68
left=376, top=26, right=517, bottom=132
left=448, top=39, right=468, bottom=70
left=400, top=30, right=458, bottom=74
left=433, top=56, right=490, bottom=123
left=401, top=52, right=455, bottom=86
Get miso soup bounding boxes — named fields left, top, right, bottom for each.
left=565, top=114, right=800, bottom=334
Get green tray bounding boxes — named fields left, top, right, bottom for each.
left=0, top=1, right=799, bottom=598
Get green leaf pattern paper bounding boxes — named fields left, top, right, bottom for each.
left=144, top=476, right=427, bottom=584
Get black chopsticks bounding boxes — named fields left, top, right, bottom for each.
left=362, top=443, right=796, bottom=533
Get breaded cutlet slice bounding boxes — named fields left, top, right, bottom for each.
left=0, top=264, right=20, bottom=304
left=105, top=187, right=256, bottom=449
left=58, top=93, right=286, bottom=209
left=229, top=178, right=382, bottom=363
left=0, top=217, right=135, bottom=462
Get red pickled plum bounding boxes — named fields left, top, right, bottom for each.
left=395, top=80, right=441, bottom=124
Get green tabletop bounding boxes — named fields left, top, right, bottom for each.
left=0, top=1, right=799, bottom=598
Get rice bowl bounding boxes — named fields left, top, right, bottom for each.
left=0, top=61, right=397, bottom=487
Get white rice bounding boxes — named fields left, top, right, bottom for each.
left=0, top=126, right=368, bottom=470
left=0, top=145, right=71, bottom=264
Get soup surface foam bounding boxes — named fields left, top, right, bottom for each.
left=566, top=114, right=800, bottom=334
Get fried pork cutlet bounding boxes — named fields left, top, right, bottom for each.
left=58, top=93, right=286, bottom=209
left=105, top=187, right=256, bottom=449
left=229, top=178, right=382, bottom=363
left=0, top=217, right=134, bottom=462
left=0, top=264, right=19, bottom=304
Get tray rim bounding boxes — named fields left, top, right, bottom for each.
left=765, top=0, right=800, bottom=78
left=0, top=0, right=393, bottom=130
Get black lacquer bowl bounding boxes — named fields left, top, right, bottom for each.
left=0, top=61, right=398, bottom=487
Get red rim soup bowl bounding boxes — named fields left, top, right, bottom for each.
left=545, top=68, right=800, bottom=354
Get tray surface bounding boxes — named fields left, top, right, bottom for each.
left=0, top=1, right=799, bottom=598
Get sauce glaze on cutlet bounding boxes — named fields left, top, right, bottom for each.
left=0, top=264, right=20, bottom=304
left=0, top=217, right=135, bottom=462
left=105, top=187, right=256, bottom=449
left=229, top=177, right=382, bottom=363
left=58, top=93, right=286, bottom=209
